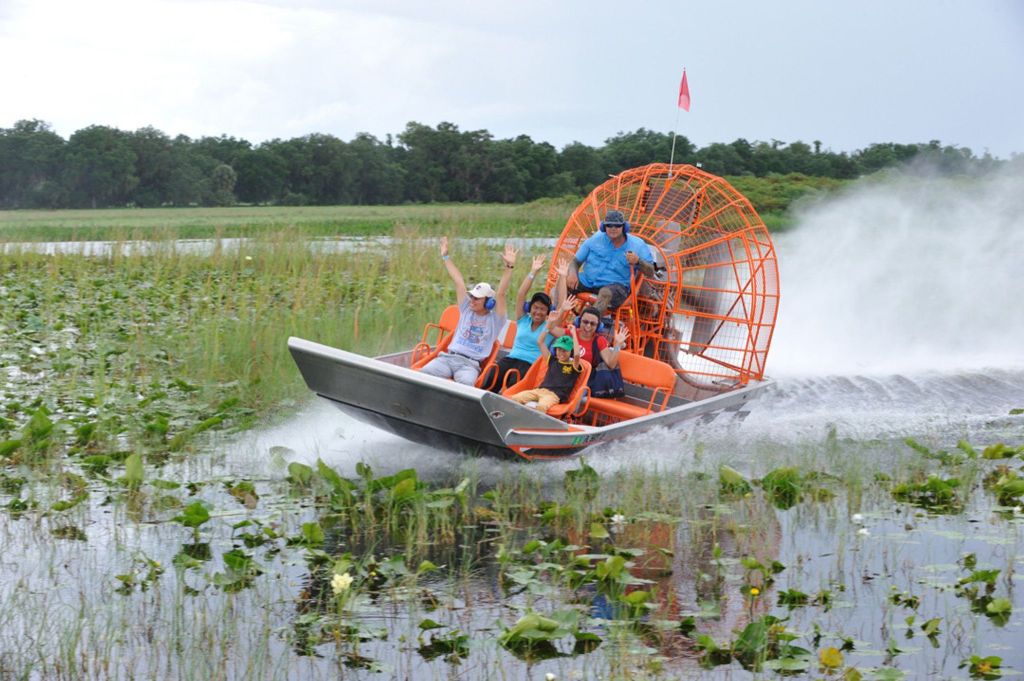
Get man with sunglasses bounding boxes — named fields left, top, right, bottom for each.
left=565, top=209, right=655, bottom=316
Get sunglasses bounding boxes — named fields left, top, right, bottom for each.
left=579, top=319, right=599, bottom=327
left=603, top=223, right=623, bottom=229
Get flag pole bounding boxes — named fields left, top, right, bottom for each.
left=669, top=67, right=689, bottom=176
left=669, top=106, right=682, bottom=175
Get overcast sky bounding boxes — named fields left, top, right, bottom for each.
left=2, top=0, right=1022, bottom=157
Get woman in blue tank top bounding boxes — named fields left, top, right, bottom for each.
left=488, top=255, right=552, bottom=392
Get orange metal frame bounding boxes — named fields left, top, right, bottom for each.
left=546, top=163, right=779, bottom=388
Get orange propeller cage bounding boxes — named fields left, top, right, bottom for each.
left=548, top=163, right=779, bottom=388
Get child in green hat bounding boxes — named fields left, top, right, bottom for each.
left=508, top=326, right=583, bottom=412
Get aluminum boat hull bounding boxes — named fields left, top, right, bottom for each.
left=288, top=337, right=768, bottom=460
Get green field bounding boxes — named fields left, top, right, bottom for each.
left=0, top=201, right=576, bottom=242
left=0, top=172, right=849, bottom=241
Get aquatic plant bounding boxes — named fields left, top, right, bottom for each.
left=962, top=655, right=1004, bottom=679
left=1, top=233, right=539, bottom=463
left=891, top=474, right=964, bottom=513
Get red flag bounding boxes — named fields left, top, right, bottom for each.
left=677, top=69, right=691, bottom=111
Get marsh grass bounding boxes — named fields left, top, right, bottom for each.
left=1, top=229, right=546, bottom=459
left=0, top=202, right=574, bottom=242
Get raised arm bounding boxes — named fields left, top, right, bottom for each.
left=513, top=254, right=546, bottom=319
left=553, top=257, right=570, bottom=311
left=568, top=325, right=582, bottom=370
left=547, top=293, right=577, bottom=338
left=600, top=324, right=630, bottom=369
left=494, top=242, right=517, bottom=318
left=440, top=236, right=469, bottom=304
left=536, top=327, right=551, bottom=359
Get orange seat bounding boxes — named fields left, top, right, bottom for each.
left=586, top=351, right=676, bottom=422
left=498, top=367, right=523, bottom=392
left=412, top=308, right=508, bottom=388
left=502, top=357, right=592, bottom=420
left=410, top=305, right=460, bottom=369
left=476, top=320, right=518, bottom=390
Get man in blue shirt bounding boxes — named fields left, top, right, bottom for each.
left=566, top=209, right=655, bottom=315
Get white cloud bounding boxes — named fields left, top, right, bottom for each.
left=2, top=0, right=1022, bottom=155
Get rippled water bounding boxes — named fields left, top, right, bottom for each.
left=219, top=361, right=1021, bottom=679
left=243, top=367, right=1023, bottom=477
left=4, top=172, right=1023, bottom=679
left=221, top=172, right=1024, bottom=677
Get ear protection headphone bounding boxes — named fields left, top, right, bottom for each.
left=484, top=297, right=496, bottom=310
left=574, top=314, right=605, bottom=334
left=522, top=292, right=553, bottom=314
left=599, top=220, right=630, bottom=235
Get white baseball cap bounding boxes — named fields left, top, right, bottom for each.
left=468, top=282, right=496, bottom=299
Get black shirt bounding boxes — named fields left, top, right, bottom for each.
left=540, top=358, right=583, bottom=401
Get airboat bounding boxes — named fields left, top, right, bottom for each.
left=289, top=163, right=779, bottom=460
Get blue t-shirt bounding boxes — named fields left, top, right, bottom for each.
left=508, top=314, right=549, bottom=363
left=576, top=233, right=654, bottom=289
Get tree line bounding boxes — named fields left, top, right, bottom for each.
left=0, top=118, right=1011, bottom=209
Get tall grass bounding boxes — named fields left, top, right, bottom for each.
left=0, top=201, right=575, bottom=242
left=0, top=230, right=551, bottom=455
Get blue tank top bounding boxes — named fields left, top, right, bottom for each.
left=508, top=314, right=548, bottom=363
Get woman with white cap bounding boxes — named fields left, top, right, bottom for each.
left=419, top=236, right=516, bottom=385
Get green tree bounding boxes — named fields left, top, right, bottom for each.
left=557, top=141, right=604, bottom=194
left=483, top=155, right=528, bottom=203
left=193, top=135, right=251, bottom=167
left=164, top=135, right=207, bottom=206
left=0, top=119, right=66, bottom=208
left=603, top=129, right=684, bottom=173
left=497, top=135, right=559, bottom=199
left=63, top=125, right=138, bottom=208
left=449, top=128, right=494, bottom=201
left=271, top=134, right=357, bottom=204
left=128, top=126, right=177, bottom=207
left=234, top=146, right=288, bottom=204
left=397, top=121, right=474, bottom=202
left=853, top=142, right=921, bottom=174
left=207, top=163, right=237, bottom=206
left=695, top=142, right=748, bottom=175
left=347, top=132, right=404, bottom=204
left=1, top=118, right=1008, bottom=209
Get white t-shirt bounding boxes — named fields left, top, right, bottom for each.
left=448, top=298, right=503, bottom=360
